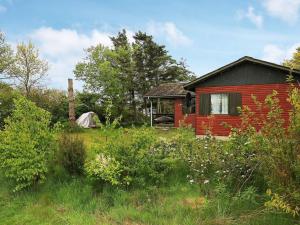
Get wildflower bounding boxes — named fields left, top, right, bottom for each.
left=203, top=179, right=209, bottom=184
left=189, top=179, right=194, bottom=184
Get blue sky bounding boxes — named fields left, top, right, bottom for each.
left=0, top=0, right=299, bottom=90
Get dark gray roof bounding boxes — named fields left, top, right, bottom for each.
left=184, top=56, right=300, bottom=90
left=144, top=83, right=193, bottom=99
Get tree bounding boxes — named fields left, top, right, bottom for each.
left=28, top=88, right=69, bottom=124
left=9, top=41, right=48, bottom=96
left=74, top=44, right=126, bottom=118
left=0, top=82, right=18, bottom=128
left=0, top=96, right=56, bottom=191
left=283, top=47, right=300, bottom=70
left=111, top=30, right=138, bottom=119
left=0, top=31, right=14, bottom=78
left=75, top=91, right=103, bottom=119
left=74, top=29, right=195, bottom=122
left=133, top=32, right=195, bottom=111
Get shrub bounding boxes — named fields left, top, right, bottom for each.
left=85, top=153, right=121, bottom=186
left=0, top=82, right=18, bottom=129
left=0, top=96, right=57, bottom=191
left=85, top=128, right=179, bottom=188
left=57, top=133, right=86, bottom=175
left=184, top=87, right=300, bottom=216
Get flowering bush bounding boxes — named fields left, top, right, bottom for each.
left=85, top=153, right=121, bottom=186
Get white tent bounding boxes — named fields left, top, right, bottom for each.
left=76, top=112, right=98, bottom=128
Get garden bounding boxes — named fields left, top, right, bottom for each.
left=0, top=84, right=300, bottom=225
left=1, top=29, right=300, bottom=225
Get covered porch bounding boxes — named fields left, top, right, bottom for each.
left=144, top=83, right=196, bottom=128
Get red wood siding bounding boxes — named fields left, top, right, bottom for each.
left=174, top=99, right=196, bottom=128
left=195, top=83, right=291, bottom=136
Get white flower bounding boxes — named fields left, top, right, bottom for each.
left=203, top=179, right=209, bottom=184
left=189, top=179, right=194, bottom=184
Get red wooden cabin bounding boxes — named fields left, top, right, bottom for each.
left=145, top=56, right=300, bottom=136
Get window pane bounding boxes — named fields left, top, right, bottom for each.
left=211, top=94, right=228, bottom=114
left=211, top=94, right=220, bottom=114
left=221, top=94, right=228, bottom=114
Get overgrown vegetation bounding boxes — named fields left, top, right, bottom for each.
left=0, top=97, right=57, bottom=191
left=57, top=133, right=86, bottom=176
left=1, top=29, right=300, bottom=224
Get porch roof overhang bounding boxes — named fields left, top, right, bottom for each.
left=144, top=82, right=194, bottom=99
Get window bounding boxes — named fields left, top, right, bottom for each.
left=210, top=94, right=228, bottom=114
left=199, top=93, right=241, bottom=116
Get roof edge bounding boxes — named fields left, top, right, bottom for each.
left=184, top=56, right=300, bottom=90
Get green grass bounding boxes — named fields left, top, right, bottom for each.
left=0, top=128, right=299, bottom=225
left=1, top=175, right=298, bottom=225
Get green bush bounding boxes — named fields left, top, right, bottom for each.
left=0, top=97, right=57, bottom=191
left=85, top=128, right=180, bottom=188
left=57, top=133, right=86, bottom=175
left=85, top=153, right=121, bottom=186
left=184, top=88, right=300, bottom=216
left=0, top=82, right=18, bottom=129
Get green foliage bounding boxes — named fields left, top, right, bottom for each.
left=85, top=128, right=179, bottom=188
left=0, top=82, right=18, bottom=129
left=0, top=31, right=14, bottom=76
left=8, top=41, right=48, bottom=96
left=74, top=29, right=195, bottom=123
left=28, top=88, right=69, bottom=124
left=99, top=99, right=122, bottom=141
left=85, top=153, right=122, bottom=186
left=183, top=87, right=300, bottom=217
left=75, top=91, right=103, bottom=119
left=283, top=47, right=300, bottom=70
left=57, top=133, right=86, bottom=175
left=0, top=96, right=57, bottom=191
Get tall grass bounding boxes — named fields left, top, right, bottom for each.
left=0, top=128, right=299, bottom=225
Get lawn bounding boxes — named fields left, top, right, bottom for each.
left=0, top=127, right=299, bottom=225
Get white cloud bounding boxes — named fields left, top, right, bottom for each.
left=262, top=44, right=285, bottom=62
left=0, top=4, right=7, bottom=13
left=147, top=21, right=192, bottom=46
left=237, top=6, right=263, bottom=28
left=30, top=27, right=112, bottom=59
left=28, top=27, right=114, bottom=90
left=262, top=0, right=300, bottom=24
left=262, top=43, right=300, bottom=63
left=16, top=24, right=189, bottom=90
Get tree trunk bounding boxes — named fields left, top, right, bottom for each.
left=68, top=79, right=76, bottom=124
